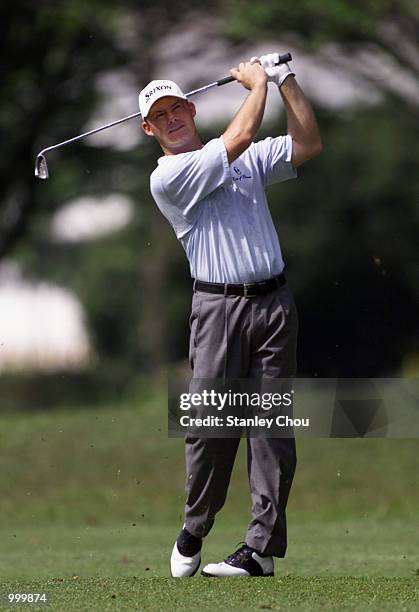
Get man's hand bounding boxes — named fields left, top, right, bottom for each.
left=230, top=61, right=268, bottom=91
left=223, top=62, right=268, bottom=163
left=250, top=53, right=295, bottom=88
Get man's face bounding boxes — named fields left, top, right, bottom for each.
left=142, top=96, right=198, bottom=153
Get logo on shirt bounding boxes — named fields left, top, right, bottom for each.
left=232, top=166, right=252, bottom=181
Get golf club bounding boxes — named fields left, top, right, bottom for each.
left=34, top=52, right=292, bottom=179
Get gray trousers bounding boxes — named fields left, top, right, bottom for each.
left=184, top=282, right=298, bottom=557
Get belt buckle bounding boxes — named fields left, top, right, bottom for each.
left=243, top=283, right=257, bottom=298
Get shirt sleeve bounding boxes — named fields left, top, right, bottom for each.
left=251, top=135, right=297, bottom=187
left=150, top=137, right=230, bottom=237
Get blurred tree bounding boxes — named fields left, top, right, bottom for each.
left=0, top=2, right=126, bottom=253
left=0, top=1, right=127, bottom=258
left=222, top=0, right=419, bottom=108
left=0, top=1, right=219, bottom=257
left=0, top=1, right=220, bottom=381
left=262, top=103, right=419, bottom=375
left=220, top=0, right=419, bottom=375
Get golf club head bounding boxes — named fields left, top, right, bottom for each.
left=35, top=154, right=49, bottom=179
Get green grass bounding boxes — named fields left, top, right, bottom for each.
left=1, top=521, right=418, bottom=610
left=0, top=392, right=418, bottom=610
left=1, top=519, right=418, bottom=580
left=1, top=577, right=418, bottom=611
left=1, top=395, right=418, bottom=525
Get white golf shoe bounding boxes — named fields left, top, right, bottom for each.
left=201, top=544, right=274, bottom=577
left=170, top=528, right=202, bottom=577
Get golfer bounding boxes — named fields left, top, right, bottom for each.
left=139, top=53, right=322, bottom=577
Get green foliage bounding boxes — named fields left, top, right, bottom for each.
left=222, top=0, right=416, bottom=46
left=222, top=0, right=419, bottom=126
left=0, top=1, right=125, bottom=258
left=218, top=100, right=419, bottom=376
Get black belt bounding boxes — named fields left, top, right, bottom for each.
left=193, top=273, right=286, bottom=298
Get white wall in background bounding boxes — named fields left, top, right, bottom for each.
left=0, top=262, right=90, bottom=372
left=51, top=193, right=133, bottom=243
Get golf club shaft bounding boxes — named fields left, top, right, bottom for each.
left=35, top=52, right=292, bottom=177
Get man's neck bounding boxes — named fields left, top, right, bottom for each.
left=162, top=136, right=203, bottom=156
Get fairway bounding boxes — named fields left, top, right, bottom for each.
left=0, top=394, right=418, bottom=610
left=1, top=521, right=418, bottom=610
left=1, top=576, right=418, bottom=611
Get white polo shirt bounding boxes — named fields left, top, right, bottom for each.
left=150, top=135, right=297, bottom=283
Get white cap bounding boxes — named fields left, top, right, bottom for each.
left=139, top=79, right=187, bottom=118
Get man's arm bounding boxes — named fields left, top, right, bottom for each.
left=255, top=53, right=322, bottom=167
left=222, top=62, right=268, bottom=164
left=279, top=76, right=322, bottom=168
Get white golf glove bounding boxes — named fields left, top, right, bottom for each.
left=250, top=52, right=294, bottom=87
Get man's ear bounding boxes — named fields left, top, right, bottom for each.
left=187, top=101, right=196, bottom=118
left=142, top=120, right=154, bottom=137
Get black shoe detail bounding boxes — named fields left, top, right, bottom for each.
left=225, top=545, right=266, bottom=576
left=188, top=560, right=201, bottom=577
left=201, top=568, right=273, bottom=578
left=176, top=528, right=202, bottom=557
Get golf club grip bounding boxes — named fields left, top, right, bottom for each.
left=216, top=52, right=292, bottom=86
